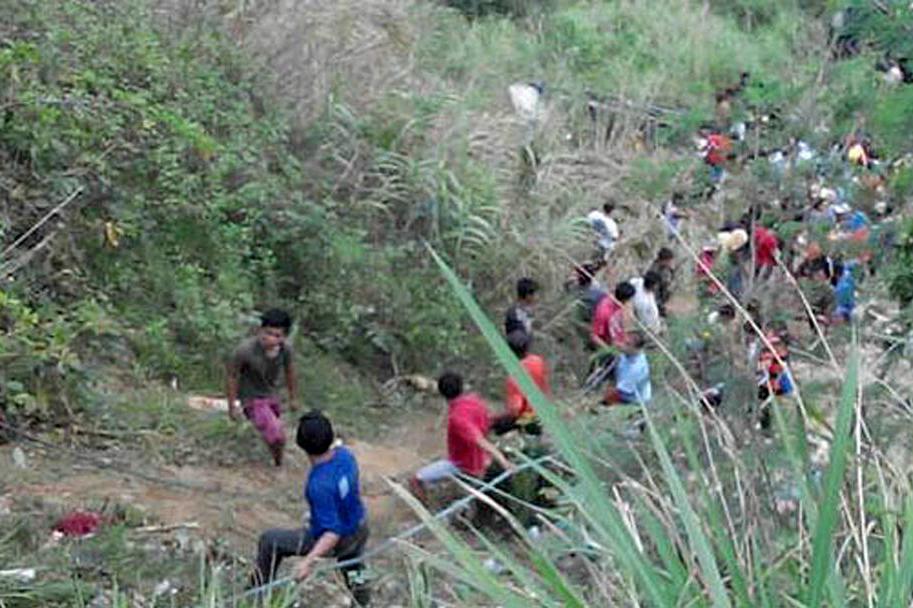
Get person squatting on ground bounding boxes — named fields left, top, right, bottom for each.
left=252, top=411, right=371, bottom=605
left=227, top=308, right=298, bottom=466
left=495, top=330, right=551, bottom=436
left=411, top=372, right=514, bottom=504
left=505, top=277, right=539, bottom=339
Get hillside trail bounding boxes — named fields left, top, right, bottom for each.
left=2, top=407, right=444, bottom=553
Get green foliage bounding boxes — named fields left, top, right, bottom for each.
left=0, top=0, right=483, bottom=409
left=887, top=217, right=913, bottom=309
left=443, top=0, right=554, bottom=20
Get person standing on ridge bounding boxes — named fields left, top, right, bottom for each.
left=227, top=308, right=298, bottom=466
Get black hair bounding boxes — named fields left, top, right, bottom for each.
left=830, top=260, right=845, bottom=287
left=718, top=303, right=736, bottom=320
left=615, top=281, right=636, bottom=302
left=506, top=330, right=531, bottom=358
left=517, top=277, right=539, bottom=300
left=437, top=372, right=463, bottom=400
left=628, top=330, right=647, bottom=349
left=643, top=270, right=661, bottom=291
left=575, top=262, right=601, bottom=287
left=261, top=308, right=293, bottom=332
left=296, top=410, right=334, bottom=455
left=657, top=247, right=675, bottom=262
left=602, top=203, right=615, bottom=214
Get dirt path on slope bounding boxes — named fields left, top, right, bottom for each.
left=2, top=409, right=444, bottom=552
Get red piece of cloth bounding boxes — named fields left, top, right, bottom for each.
left=591, top=297, right=628, bottom=347
left=504, top=354, right=551, bottom=418
left=55, top=511, right=103, bottom=537
left=696, top=249, right=719, bottom=293
left=705, top=134, right=732, bottom=166
left=754, top=226, right=779, bottom=268
left=447, top=393, right=492, bottom=477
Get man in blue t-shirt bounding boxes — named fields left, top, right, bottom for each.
left=252, top=411, right=370, bottom=604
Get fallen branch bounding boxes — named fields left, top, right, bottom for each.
left=132, top=522, right=201, bottom=534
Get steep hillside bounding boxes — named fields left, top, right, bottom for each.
left=2, top=0, right=913, bottom=606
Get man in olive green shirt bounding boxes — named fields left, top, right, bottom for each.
left=227, top=309, right=298, bottom=466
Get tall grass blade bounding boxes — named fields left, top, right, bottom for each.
left=427, top=243, right=675, bottom=605
left=642, top=408, right=732, bottom=608
left=805, top=348, right=858, bottom=608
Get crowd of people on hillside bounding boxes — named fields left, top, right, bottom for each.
left=222, top=62, right=907, bottom=604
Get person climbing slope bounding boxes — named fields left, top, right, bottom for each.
left=647, top=248, right=676, bottom=317
left=628, top=271, right=663, bottom=333
left=603, top=331, right=652, bottom=406
left=587, top=203, right=620, bottom=263
left=504, top=277, right=539, bottom=338
left=498, top=330, right=551, bottom=435
left=585, top=282, right=636, bottom=391
left=227, top=308, right=298, bottom=466
left=251, top=411, right=370, bottom=605
left=411, top=372, right=514, bottom=503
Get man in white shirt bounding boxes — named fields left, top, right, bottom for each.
left=628, top=271, right=662, bottom=333
left=586, top=203, right=620, bottom=262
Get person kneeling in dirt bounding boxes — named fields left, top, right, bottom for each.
left=226, top=308, right=298, bottom=466
left=410, top=372, right=515, bottom=503
left=493, top=330, right=551, bottom=436
left=252, top=411, right=370, bottom=605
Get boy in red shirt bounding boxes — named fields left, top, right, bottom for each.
left=410, top=372, right=514, bottom=502
left=498, top=330, right=550, bottom=435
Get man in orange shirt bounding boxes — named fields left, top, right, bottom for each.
left=497, top=331, right=550, bottom=435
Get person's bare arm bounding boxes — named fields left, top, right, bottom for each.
left=226, top=360, right=240, bottom=421
left=285, top=358, right=299, bottom=411
left=476, top=435, right=515, bottom=472
left=294, top=532, right=340, bottom=580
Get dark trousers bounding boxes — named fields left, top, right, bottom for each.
left=253, top=522, right=370, bottom=592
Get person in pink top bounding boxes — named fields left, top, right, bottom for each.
left=410, top=372, right=514, bottom=504
left=585, top=282, right=636, bottom=392
left=591, top=282, right=635, bottom=350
